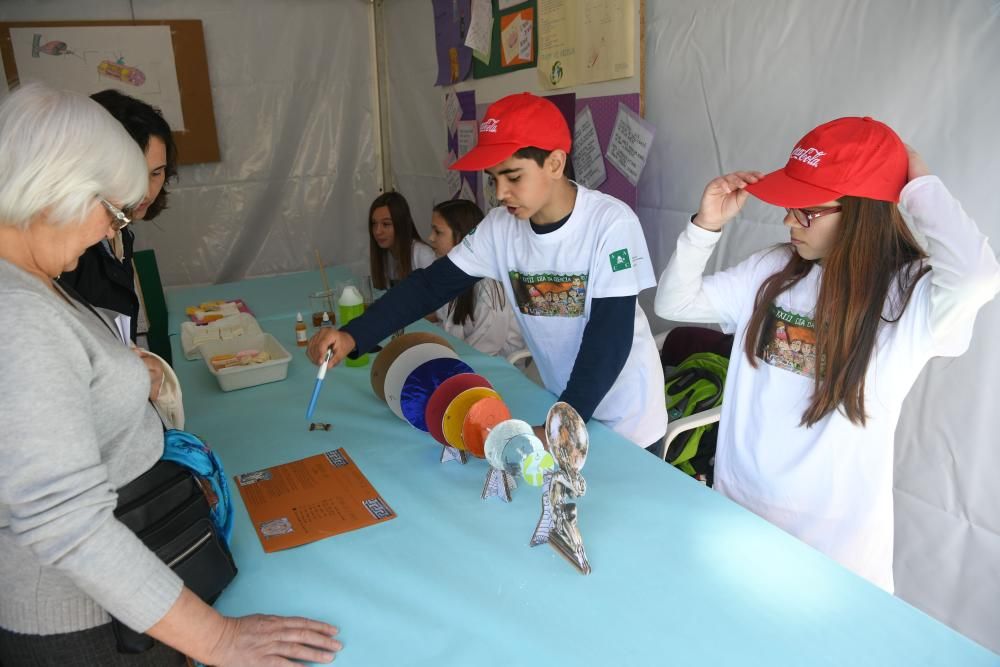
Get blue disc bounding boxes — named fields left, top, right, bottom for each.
left=400, top=358, right=475, bottom=431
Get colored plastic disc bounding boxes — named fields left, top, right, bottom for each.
left=441, top=387, right=500, bottom=451
left=461, top=397, right=512, bottom=458
left=483, top=419, right=534, bottom=470
left=369, top=332, right=454, bottom=402
left=400, top=358, right=475, bottom=431
left=384, top=343, right=459, bottom=421
left=424, top=373, right=493, bottom=445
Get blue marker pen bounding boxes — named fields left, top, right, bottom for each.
left=306, top=348, right=333, bottom=420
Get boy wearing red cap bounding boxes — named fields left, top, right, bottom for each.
left=655, top=117, right=1000, bottom=590
left=309, top=93, right=667, bottom=450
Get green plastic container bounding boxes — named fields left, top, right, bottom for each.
left=338, top=286, right=368, bottom=367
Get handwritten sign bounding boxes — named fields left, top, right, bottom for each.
left=605, top=103, right=654, bottom=187
left=571, top=105, right=607, bottom=189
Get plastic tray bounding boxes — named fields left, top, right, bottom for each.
left=181, top=312, right=263, bottom=360
left=198, top=333, right=291, bottom=392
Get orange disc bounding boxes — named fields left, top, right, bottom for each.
left=441, top=387, right=500, bottom=451
left=462, top=397, right=512, bottom=458
left=369, top=332, right=454, bottom=402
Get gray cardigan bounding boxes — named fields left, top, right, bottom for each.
left=0, top=260, right=182, bottom=635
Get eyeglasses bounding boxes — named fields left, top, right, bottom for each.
left=100, top=198, right=133, bottom=232
left=785, top=205, right=842, bottom=228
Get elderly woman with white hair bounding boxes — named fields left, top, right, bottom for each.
left=0, top=84, right=342, bottom=666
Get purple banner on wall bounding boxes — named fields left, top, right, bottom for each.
left=575, top=93, right=640, bottom=211
left=433, top=0, right=473, bottom=86
left=543, top=91, right=577, bottom=147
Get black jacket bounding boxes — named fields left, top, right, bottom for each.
left=59, top=229, right=140, bottom=342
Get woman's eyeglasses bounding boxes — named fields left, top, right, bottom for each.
left=100, top=198, right=134, bottom=232
left=786, top=205, right=842, bottom=228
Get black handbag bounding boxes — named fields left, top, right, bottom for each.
left=111, top=459, right=238, bottom=653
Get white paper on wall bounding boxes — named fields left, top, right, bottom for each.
left=456, top=119, right=478, bottom=157
left=10, top=26, right=186, bottom=130
left=604, top=102, right=654, bottom=186
left=443, top=88, right=462, bottom=135
left=571, top=105, right=607, bottom=189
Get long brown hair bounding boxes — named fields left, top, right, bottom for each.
left=743, top=196, right=929, bottom=427
left=369, top=191, right=426, bottom=289
left=433, top=199, right=506, bottom=326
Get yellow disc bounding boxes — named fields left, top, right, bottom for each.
left=441, top=387, right=500, bottom=451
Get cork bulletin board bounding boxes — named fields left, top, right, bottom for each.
left=0, top=20, right=220, bottom=164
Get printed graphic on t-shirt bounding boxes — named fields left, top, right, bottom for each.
left=757, top=305, right=817, bottom=378
left=609, top=248, right=632, bottom=272
left=508, top=270, right=587, bottom=317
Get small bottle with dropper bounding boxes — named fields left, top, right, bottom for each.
left=294, top=312, right=308, bottom=347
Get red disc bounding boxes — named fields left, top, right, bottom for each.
left=424, top=373, right=492, bottom=445
left=462, top=397, right=512, bottom=458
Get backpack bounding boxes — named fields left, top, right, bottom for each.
left=664, top=352, right=729, bottom=484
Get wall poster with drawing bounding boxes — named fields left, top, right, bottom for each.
left=9, top=25, right=185, bottom=130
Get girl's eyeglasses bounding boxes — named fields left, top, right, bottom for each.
left=786, top=205, right=842, bottom=228
left=100, top=198, right=134, bottom=232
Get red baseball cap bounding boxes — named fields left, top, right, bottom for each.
left=745, top=116, right=908, bottom=208
left=449, top=93, right=572, bottom=171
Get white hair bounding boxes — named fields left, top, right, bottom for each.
left=0, top=82, right=147, bottom=230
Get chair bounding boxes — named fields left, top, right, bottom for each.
left=662, top=405, right=722, bottom=458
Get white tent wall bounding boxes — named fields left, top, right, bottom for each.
left=1, top=0, right=996, bottom=653
left=0, top=0, right=380, bottom=286
left=381, top=0, right=1000, bottom=653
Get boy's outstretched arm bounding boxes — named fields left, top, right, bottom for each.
left=307, top=257, right=479, bottom=367
left=556, top=295, right=636, bottom=423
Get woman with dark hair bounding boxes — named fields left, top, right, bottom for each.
left=654, top=117, right=1000, bottom=592
left=428, top=199, right=523, bottom=357
left=368, top=191, right=435, bottom=290
left=59, top=89, right=178, bottom=348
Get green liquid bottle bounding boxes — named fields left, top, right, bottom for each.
left=339, top=286, right=368, bottom=367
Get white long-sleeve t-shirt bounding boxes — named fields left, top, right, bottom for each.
left=654, top=176, right=1000, bottom=590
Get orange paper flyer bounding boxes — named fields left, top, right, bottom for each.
left=234, top=448, right=396, bottom=552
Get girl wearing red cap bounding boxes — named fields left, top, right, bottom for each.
left=655, top=117, right=1000, bottom=591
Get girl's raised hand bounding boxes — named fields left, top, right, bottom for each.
left=904, top=144, right=930, bottom=182
left=693, top=171, right=764, bottom=231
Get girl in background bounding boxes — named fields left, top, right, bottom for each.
left=428, top=199, right=524, bottom=358
left=368, top=191, right=435, bottom=289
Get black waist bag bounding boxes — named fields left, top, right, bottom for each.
left=111, top=459, right=238, bottom=653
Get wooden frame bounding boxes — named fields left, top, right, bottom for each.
left=0, top=20, right=220, bottom=164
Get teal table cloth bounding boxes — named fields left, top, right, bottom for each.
left=168, top=272, right=999, bottom=667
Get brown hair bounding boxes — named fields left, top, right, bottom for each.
left=433, top=198, right=506, bottom=325
left=512, top=146, right=575, bottom=180
left=368, top=191, right=425, bottom=289
left=743, top=196, right=929, bottom=426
